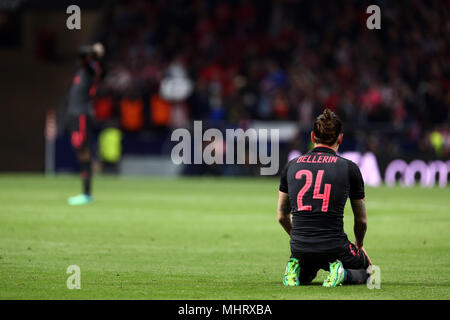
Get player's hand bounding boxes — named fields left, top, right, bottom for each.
left=356, top=241, right=372, bottom=265
left=359, top=246, right=373, bottom=266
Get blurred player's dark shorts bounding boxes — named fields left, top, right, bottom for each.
left=292, top=242, right=369, bottom=285
left=68, top=113, right=93, bottom=150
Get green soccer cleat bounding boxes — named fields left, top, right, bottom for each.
left=323, top=260, right=346, bottom=287
left=68, top=194, right=93, bottom=206
left=283, top=258, right=300, bottom=286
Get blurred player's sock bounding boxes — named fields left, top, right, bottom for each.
left=283, top=257, right=300, bottom=286
left=68, top=160, right=93, bottom=205
left=80, top=160, right=92, bottom=196
left=68, top=194, right=93, bottom=206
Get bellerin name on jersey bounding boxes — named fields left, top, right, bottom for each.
left=296, top=154, right=338, bottom=164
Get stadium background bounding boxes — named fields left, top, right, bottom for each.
left=1, top=0, right=449, bottom=182
left=0, top=0, right=449, bottom=300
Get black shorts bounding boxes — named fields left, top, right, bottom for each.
left=68, top=114, right=93, bottom=150
left=291, top=242, right=369, bottom=285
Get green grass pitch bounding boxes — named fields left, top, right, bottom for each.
left=0, top=174, right=449, bottom=299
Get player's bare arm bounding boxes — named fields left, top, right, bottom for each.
left=277, top=191, right=292, bottom=236
left=351, top=198, right=372, bottom=265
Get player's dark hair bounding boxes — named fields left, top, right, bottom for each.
left=313, top=108, right=342, bottom=146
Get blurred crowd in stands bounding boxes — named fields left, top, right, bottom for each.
left=89, top=0, right=450, bottom=157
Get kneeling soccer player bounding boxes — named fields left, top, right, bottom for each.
left=277, top=109, right=372, bottom=287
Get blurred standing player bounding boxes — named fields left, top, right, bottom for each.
left=66, top=43, right=104, bottom=206
left=277, top=109, right=372, bottom=287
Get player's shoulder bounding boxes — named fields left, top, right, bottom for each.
left=336, top=153, right=356, bottom=165
left=335, top=154, right=362, bottom=173
left=339, top=157, right=364, bottom=181
left=282, top=156, right=298, bottom=172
